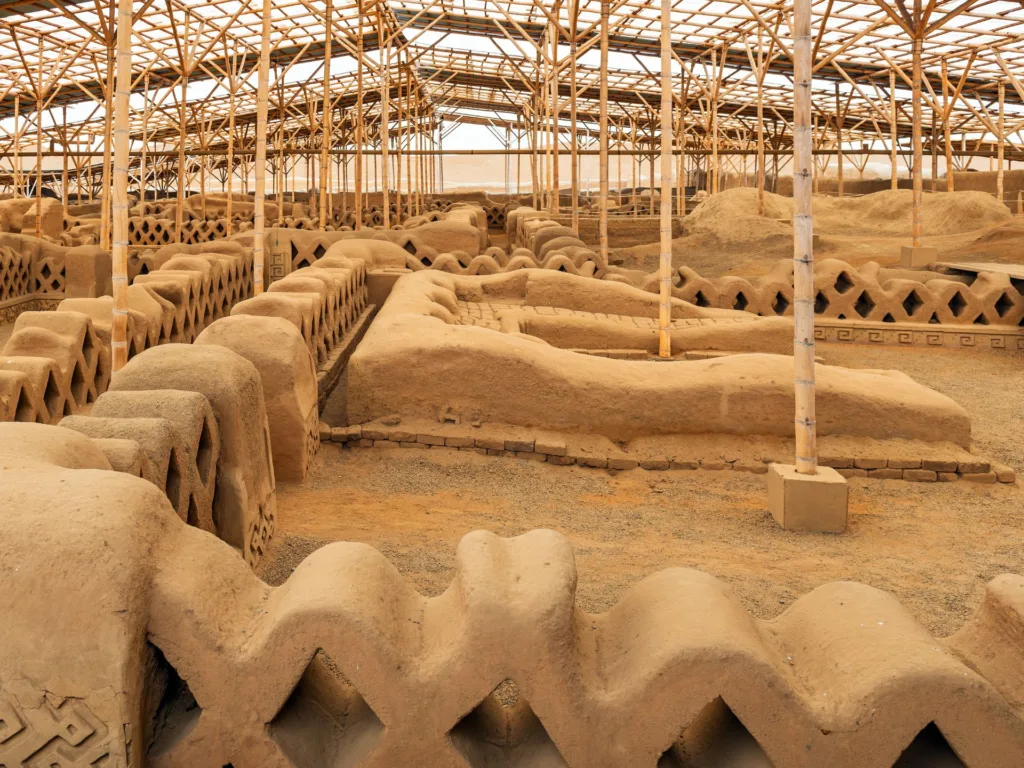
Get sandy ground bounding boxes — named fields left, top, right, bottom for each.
left=615, top=188, right=1024, bottom=277
left=260, top=342, right=1024, bottom=639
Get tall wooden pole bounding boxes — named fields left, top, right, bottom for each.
left=911, top=31, right=923, bottom=248
left=792, top=0, right=817, bottom=474
left=569, top=0, right=579, bottom=234
left=225, top=61, right=235, bottom=235
left=355, top=0, right=364, bottom=230
left=598, top=0, right=609, bottom=264
left=253, top=0, right=272, bottom=295
left=711, top=49, right=719, bottom=194
left=176, top=21, right=188, bottom=244
left=111, top=0, right=132, bottom=371
left=33, top=36, right=42, bottom=240
left=942, top=58, right=953, bottom=192
left=395, top=52, right=403, bottom=221
left=61, top=105, right=69, bottom=212
left=834, top=83, right=843, bottom=197
left=551, top=13, right=560, bottom=216
left=658, top=0, right=673, bottom=358
left=379, top=11, right=390, bottom=228
left=100, top=48, right=114, bottom=251
left=997, top=80, right=1005, bottom=209
left=631, top=115, right=638, bottom=216
left=890, top=69, right=898, bottom=190
left=13, top=95, right=20, bottom=198
left=756, top=27, right=765, bottom=215
left=319, top=0, right=332, bottom=229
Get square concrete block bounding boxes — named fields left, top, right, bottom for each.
left=768, top=464, right=849, bottom=533
left=900, top=245, right=938, bottom=268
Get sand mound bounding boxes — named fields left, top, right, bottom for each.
left=944, top=218, right=1024, bottom=265
left=683, top=188, right=794, bottom=244
left=682, top=187, right=1012, bottom=241
left=813, top=189, right=1011, bottom=236
left=965, top=218, right=1024, bottom=246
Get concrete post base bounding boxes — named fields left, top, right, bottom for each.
left=768, top=464, right=849, bottom=533
left=900, top=245, right=939, bottom=268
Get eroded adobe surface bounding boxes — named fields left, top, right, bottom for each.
left=348, top=269, right=970, bottom=446
left=1, top=423, right=1023, bottom=767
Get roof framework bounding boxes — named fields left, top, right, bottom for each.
left=0, top=0, right=1019, bottom=461
left=0, top=0, right=1020, bottom=160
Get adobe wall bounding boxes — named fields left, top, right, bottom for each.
left=542, top=213, right=686, bottom=248
left=1, top=437, right=1023, bottom=767
left=347, top=269, right=971, bottom=446
left=1, top=235, right=370, bottom=495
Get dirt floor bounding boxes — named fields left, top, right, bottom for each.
left=260, top=342, right=1024, bottom=640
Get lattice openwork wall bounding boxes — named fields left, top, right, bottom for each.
left=644, top=261, right=1024, bottom=328
left=0, top=246, right=31, bottom=303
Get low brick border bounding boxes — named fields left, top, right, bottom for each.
left=319, top=423, right=1017, bottom=485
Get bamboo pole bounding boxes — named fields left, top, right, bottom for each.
left=942, top=58, right=953, bottom=192
left=570, top=0, right=579, bottom=233
left=756, top=27, right=765, bottom=215
left=13, top=94, right=20, bottom=198
left=890, top=69, right=898, bottom=190
left=176, top=18, right=189, bottom=244
left=276, top=81, right=285, bottom=225
left=395, top=53, right=403, bottom=222
left=319, top=0, right=332, bottom=229
left=33, top=36, right=42, bottom=239
left=355, top=0, right=364, bottom=230
left=598, top=0, right=609, bottom=264
left=100, top=48, right=114, bottom=250
left=61, top=106, right=69, bottom=212
left=658, top=0, right=673, bottom=359
left=380, top=10, right=391, bottom=228
left=834, top=83, right=843, bottom=197
left=792, top=0, right=817, bottom=474
left=140, top=73, right=149, bottom=210
left=552, top=15, right=560, bottom=217
left=225, top=60, right=235, bottom=235
left=711, top=49, right=719, bottom=194
left=997, top=80, right=1005, bottom=209
left=111, top=0, right=132, bottom=371
left=911, top=33, right=923, bottom=248
left=253, top=0, right=272, bottom=295
left=631, top=115, right=637, bottom=216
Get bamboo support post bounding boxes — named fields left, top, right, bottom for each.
left=355, top=0, right=364, bottom=230
left=253, top=0, right=272, bottom=295
left=792, top=0, right=817, bottom=474
left=890, top=69, right=898, bottom=190
left=834, top=83, right=843, bottom=197
left=380, top=11, right=390, bottom=229
left=100, top=49, right=114, bottom=251
left=657, top=0, right=672, bottom=359
left=33, top=36, right=42, bottom=240
left=942, top=58, right=953, bottom=192
left=569, top=0, right=579, bottom=234
left=997, top=80, right=1005, bottom=209
left=598, top=0, right=609, bottom=264
left=110, top=0, right=132, bottom=372
left=755, top=30, right=765, bottom=215
left=319, top=0, right=332, bottom=229
left=911, top=33, right=923, bottom=248
left=225, top=60, right=235, bottom=235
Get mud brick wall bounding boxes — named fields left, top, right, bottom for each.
left=1, top=449, right=1023, bottom=768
